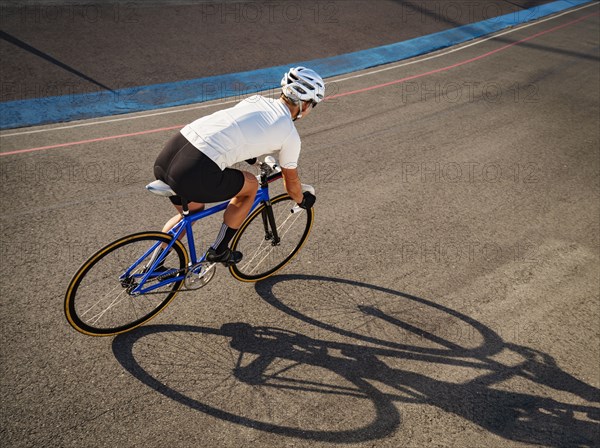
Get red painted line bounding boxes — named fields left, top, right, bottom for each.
left=2, top=10, right=597, bottom=158
left=0, top=125, right=183, bottom=157
left=325, top=10, right=599, bottom=100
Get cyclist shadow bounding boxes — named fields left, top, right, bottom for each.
left=112, top=275, right=599, bottom=446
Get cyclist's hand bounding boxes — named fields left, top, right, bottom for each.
left=298, top=191, right=316, bottom=209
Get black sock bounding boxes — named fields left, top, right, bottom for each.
left=211, top=224, right=237, bottom=254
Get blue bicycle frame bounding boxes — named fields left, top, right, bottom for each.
left=120, top=169, right=281, bottom=295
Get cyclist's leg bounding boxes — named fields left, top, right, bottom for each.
left=224, top=171, right=258, bottom=229
left=208, top=171, right=258, bottom=261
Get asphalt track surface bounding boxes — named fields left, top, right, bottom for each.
left=1, top=4, right=600, bottom=448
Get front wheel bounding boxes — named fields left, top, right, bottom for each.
left=229, top=193, right=313, bottom=282
left=65, top=232, right=188, bottom=336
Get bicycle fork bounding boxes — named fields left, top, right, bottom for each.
left=261, top=202, right=281, bottom=245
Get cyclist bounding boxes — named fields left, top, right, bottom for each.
left=153, top=66, right=324, bottom=265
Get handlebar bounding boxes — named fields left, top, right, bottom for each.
left=256, top=156, right=315, bottom=212
left=263, top=155, right=279, bottom=171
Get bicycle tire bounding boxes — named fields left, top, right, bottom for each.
left=229, top=193, right=313, bottom=282
left=65, top=232, right=188, bottom=336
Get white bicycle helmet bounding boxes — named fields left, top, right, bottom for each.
left=281, top=66, right=325, bottom=106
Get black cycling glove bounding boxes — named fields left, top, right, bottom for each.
left=298, top=191, right=316, bottom=209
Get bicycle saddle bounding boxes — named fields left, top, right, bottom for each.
left=145, top=180, right=176, bottom=197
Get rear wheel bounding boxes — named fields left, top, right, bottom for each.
left=65, top=232, right=188, bottom=336
left=229, top=194, right=313, bottom=282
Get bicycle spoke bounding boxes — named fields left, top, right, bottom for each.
left=78, top=283, right=122, bottom=319
left=241, top=211, right=302, bottom=274
left=277, top=210, right=303, bottom=238
left=86, top=288, right=131, bottom=325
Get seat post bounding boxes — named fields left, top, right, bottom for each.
left=181, top=197, right=190, bottom=216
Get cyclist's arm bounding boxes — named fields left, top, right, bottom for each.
left=281, top=167, right=303, bottom=204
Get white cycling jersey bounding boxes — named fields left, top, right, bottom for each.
left=180, top=95, right=301, bottom=170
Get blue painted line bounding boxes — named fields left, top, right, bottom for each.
left=0, top=0, right=593, bottom=130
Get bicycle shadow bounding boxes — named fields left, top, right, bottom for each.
left=112, top=275, right=599, bottom=446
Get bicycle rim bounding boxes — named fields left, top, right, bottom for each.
left=65, top=232, right=188, bottom=336
left=229, top=194, right=313, bottom=282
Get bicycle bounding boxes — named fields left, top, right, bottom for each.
left=64, top=157, right=314, bottom=337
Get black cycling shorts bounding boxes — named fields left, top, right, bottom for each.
left=154, top=132, right=245, bottom=206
